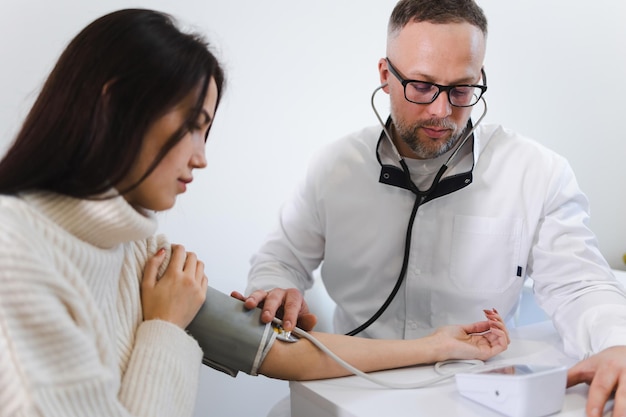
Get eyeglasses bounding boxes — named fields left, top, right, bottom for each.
left=385, top=58, right=487, bottom=107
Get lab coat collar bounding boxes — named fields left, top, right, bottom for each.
left=376, top=117, right=475, bottom=202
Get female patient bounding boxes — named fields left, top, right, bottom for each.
left=0, top=8, right=508, bottom=417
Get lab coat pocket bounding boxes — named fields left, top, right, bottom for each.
left=449, top=215, right=523, bottom=293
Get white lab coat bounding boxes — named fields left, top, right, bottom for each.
left=248, top=123, right=626, bottom=359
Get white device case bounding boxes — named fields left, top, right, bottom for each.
left=455, top=364, right=567, bottom=417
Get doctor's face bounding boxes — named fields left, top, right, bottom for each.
left=380, top=20, right=486, bottom=159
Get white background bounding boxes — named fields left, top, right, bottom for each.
left=1, top=1, right=624, bottom=416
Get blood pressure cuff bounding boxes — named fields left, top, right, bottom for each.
left=186, top=286, right=277, bottom=377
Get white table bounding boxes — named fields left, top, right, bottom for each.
left=289, top=269, right=626, bottom=417
left=289, top=322, right=596, bottom=416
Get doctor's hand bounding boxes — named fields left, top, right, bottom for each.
left=230, top=287, right=317, bottom=332
left=567, top=345, right=626, bottom=417
left=431, top=309, right=510, bottom=361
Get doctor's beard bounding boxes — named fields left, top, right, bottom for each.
left=393, top=116, right=462, bottom=160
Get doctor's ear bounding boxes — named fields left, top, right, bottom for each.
left=377, top=59, right=391, bottom=94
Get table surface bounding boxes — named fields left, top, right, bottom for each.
left=290, top=269, right=626, bottom=417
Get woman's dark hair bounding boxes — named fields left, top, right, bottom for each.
left=0, top=9, right=225, bottom=197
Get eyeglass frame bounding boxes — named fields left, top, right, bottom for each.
left=385, top=57, right=487, bottom=108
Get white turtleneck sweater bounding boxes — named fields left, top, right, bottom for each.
left=0, top=191, right=203, bottom=417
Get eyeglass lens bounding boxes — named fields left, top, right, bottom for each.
left=405, top=82, right=482, bottom=106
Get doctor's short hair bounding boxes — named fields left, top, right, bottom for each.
left=388, top=0, right=488, bottom=37
left=0, top=8, right=225, bottom=197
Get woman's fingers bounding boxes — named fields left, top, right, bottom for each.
left=483, top=308, right=510, bottom=344
left=141, top=244, right=208, bottom=328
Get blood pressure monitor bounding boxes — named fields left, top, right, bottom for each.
left=455, top=364, right=567, bottom=417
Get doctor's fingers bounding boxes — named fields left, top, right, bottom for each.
left=239, top=289, right=270, bottom=311
left=585, top=368, right=621, bottom=417
left=582, top=353, right=626, bottom=417
left=263, top=288, right=306, bottom=332
left=237, top=288, right=283, bottom=323
left=611, top=375, right=626, bottom=417
left=295, top=310, right=318, bottom=332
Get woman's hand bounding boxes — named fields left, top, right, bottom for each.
left=141, top=244, right=208, bottom=329
left=430, top=308, right=510, bottom=362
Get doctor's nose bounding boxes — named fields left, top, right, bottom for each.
left=425, top=91, right=453, bottom=118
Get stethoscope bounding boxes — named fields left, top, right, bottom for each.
left=344, top=80, right=489, bottom=337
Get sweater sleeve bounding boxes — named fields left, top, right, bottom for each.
left=119, top=320, right=202, bottom=416
left=0, top=229, right=202, bottom=417
left=0, top=248, right=133, bottom=417
left=117, top=235, right=203, bottom=417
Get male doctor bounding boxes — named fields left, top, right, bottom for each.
left=236, top=1, right=626, bottom=415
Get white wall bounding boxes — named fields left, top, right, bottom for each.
left=1, top=1, right=624, bottom=416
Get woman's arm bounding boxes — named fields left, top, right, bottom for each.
left=258, top=309, right=508, bottom=380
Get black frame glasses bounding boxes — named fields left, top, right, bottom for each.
left=386, top=58, right=487, bottom=107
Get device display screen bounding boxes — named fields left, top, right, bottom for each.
left=478, top=365, right=534, bottom=375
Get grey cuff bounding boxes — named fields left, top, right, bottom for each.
left=186, top=287, right=277, bottom=377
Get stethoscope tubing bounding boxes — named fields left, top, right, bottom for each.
left=344, top=85, right=488, bottom=336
